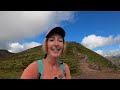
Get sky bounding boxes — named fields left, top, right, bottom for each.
left=0, top=11, right=120, bottom=57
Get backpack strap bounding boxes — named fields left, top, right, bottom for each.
left=59, top=61, right=66, bottom=78
left=37, top=60, right=66, bottom=79
left=37, top=60, right=44, bottom=79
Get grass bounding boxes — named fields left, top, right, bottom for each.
left=0, top=41, right=119, bottom=79
left=0, top=69, right=23, bottom=79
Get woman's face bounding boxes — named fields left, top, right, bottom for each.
left=47, top=33, right=64, bottom=58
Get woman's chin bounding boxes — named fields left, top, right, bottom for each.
left=51, top=53, right=61, bottom=58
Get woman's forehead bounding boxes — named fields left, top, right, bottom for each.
left=48, top=33, right=63, bottom=38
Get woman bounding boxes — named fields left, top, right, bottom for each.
left=20, top=26, right=71, bottom=79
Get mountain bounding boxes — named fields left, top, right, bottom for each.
left=0, top=41, right=119, bottom=79
left=0, top=49, right=13, bottom=56
left=106, top=56, right=120, bottom=68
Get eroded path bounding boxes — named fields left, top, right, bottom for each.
left=72, top=56, right=120, bottom=79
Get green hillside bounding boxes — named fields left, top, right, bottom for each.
left=0, top=41, right=118, bottom=79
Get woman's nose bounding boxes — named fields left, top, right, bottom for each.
left=54, top=41, right=59, bottom=45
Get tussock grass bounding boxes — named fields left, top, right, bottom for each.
left=0, top=41, right=119, bottom=79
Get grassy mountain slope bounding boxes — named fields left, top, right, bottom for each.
left=0, top=49, right=13, bottom=57
left=0, top=41, right=118, bottom=79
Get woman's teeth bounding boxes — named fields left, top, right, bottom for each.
left=52, top=47, right=59, bottom=52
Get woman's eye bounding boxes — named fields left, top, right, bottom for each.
left=49, top=39, right=54, bottom=41
left=59, top=39, right=63, bottom=42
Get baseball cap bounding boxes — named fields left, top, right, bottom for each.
left=46, top=27, right=65, bottom=38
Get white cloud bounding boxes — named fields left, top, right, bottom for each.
left=8, top=42, right=41, bottom=53
left=0, top=11, right=75, bottom=50
left=95, top=50, right=104, bottom=56
left=81, top=34, right=120, bottom=49
left=95, top=49, right=120, bottom=57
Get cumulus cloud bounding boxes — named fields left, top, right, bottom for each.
left=95, top=49, right=120, bottom=57
left=8, top=42, right=41, bottom=53
left=0, top=11, right=75, bottom=51
left=81, top=34, right=120, bottom=49
left=95, top=50, right=104, bottom=56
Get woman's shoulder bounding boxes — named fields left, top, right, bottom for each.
left=63, top=62, right=70, bottom=69
left=62, top=62, right=71, bottom=79
left=28, top=60, right=43, bottom=66
left=20, top=60, right=39, bottom=79
left=28, top=60, right=38, bottom=67
left=23, top=61, right=38, bottom=72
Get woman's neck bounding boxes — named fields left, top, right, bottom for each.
left=44, top=56, right=59, bottom=66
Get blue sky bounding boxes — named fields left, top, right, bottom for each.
left=26, top=11, right=120, bottom=43
left=0, top=11, right=120, bottom=56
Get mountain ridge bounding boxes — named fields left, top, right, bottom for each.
left=0, top=41, right=119, bottom=79
left=0, top=49, right=13, bottom=56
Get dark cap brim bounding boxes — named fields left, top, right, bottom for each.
left=46, top=27, right=65, bottom=38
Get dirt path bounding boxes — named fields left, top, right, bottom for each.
left=73, top=56, right=120, bottom=79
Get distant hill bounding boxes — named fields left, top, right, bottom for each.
left=106, top=56, right=120, bottom=68
left=0, top=41, right=119, bottom=79
left=106, top=56, right=120, bottom=59
left=0, top=49, right=13, bottom=57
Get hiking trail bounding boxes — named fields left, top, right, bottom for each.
left=72, top=54, right=120, bottom=79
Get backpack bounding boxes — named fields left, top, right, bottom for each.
left=37, top=60, right=66, bottom=79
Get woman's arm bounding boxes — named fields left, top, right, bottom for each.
left=20, top=61, right=38, bottom=79
left=64, top=63, right=71, bottom=79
